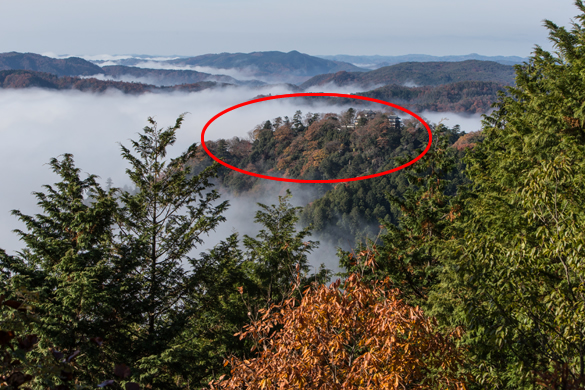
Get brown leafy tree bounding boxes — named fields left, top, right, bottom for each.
left=211, top=273, right=468, bottom=389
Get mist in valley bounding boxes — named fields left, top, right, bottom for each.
left=0, top=86, right=483, bottom=274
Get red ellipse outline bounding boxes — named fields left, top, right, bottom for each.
left=201, top=93, right=432, bottom=184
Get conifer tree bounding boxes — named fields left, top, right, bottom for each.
left=440, top=2, right=585, bottom=386
left=115, top=115, right=229, bottom=387
left=243, top=190, right=329, bottom=309
left=0, top=115, right=231, bottom=389
left=0, top=154, right=142, bottom=385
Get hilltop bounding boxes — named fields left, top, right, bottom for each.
left=188, top=109, right=471, bottom=246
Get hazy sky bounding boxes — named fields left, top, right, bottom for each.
left=0, top=0, right=580, bottom=57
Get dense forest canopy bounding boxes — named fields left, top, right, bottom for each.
left=190, top=108, right=470, bottom=247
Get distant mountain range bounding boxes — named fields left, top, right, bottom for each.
left=0, top=51, right=520, bottom=114
left=0, top=51, right=365, bottom=85
left=318, top=53, right=527, bottom=69
left=301, top=60, right=516, bottom=89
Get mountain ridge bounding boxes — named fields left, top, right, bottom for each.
left=318, top=53, right=527, bottom=68
left=0, top=52, right=103, bottom=77
left=100, top=65, right=266, bottom=87
left=301, top=60, right=516, bottom=89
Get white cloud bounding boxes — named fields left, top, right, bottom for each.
left=419, top=111, right=485, bottom=133
left=0, top=87, right=336, bottom=259
left=0, top=86, right=483, bottom=276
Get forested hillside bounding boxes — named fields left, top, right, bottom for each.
left=0, top=69, right=229, bottom=93
left=301, top=59, right=516, bottom=89
left=357, top=80, right=505, bottom=113
left=189, top=109, right=470, bottom=247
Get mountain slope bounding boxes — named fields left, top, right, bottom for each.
left=301, top=60, right=516, bottom=89
left=357, top=80, right=506, bottom=114
left=0, top=52, right=103, bottom=77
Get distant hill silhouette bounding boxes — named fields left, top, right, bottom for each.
left=0, top=69, right=502, bottom=113
left=167, top=51, right=367, bottom=83
left=301, top=60, right=516, bottom=89
left=101, top=65, right=265, bottom=86
left=0, top=52, right=103, bottom=77
left=318, top=53, right=527, bottom=68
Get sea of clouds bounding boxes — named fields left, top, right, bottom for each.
left=0, top=86, right=483, bottom=274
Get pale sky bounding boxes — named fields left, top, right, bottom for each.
left=0, top=0, right=580, bottom=57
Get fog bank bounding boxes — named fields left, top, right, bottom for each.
left=0, top=87, right=483, bottom=273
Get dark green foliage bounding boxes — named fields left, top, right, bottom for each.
left=0, top=154, right=140, bottom=386
left=431, top=2, right=585, bottom=387
left=243, top=190, right=329, bottom=307
left=113, top=115, right=230, bottom=388
left=0, top=116, right=233, bottom=389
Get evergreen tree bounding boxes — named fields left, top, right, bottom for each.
left=243, top=190, right=330, bottom=309
left=115, top=115, right=229, bottom=388
left=0, top=115, right=231, bottom=389
left=0, top=154, right=142, bottom=386
left=439, top=2, right=585, bottom=387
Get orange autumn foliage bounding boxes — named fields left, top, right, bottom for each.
left=210, top=273, right=468, bottom=389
